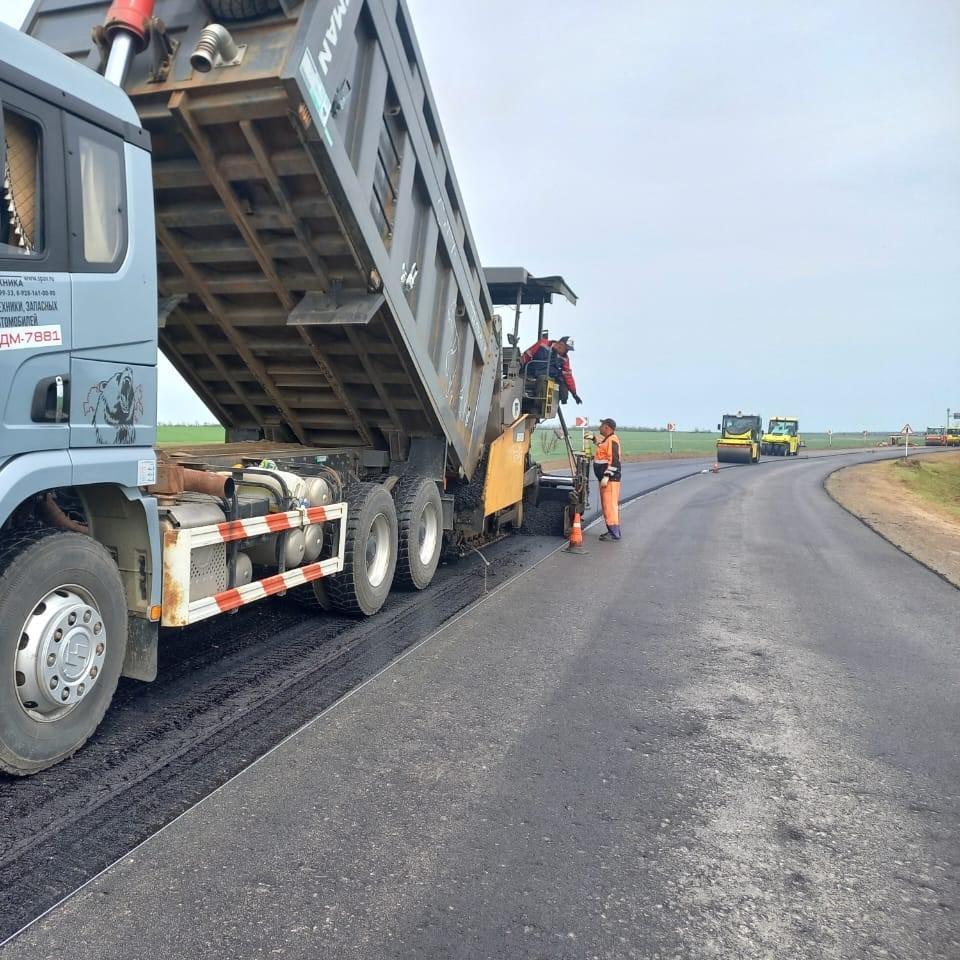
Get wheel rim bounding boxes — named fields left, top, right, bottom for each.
left=15, top=585, right=107, bottom=722
left=417, top=501, right=440, bottom=566
left=365, top=513, right=392, bottom=589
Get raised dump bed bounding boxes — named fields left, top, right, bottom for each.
left=25, top=0, right=497, bottom=478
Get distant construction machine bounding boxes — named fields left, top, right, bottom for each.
left=716, top=413, right=762, bottom=464
left=761, top=417, right=800, bottom=456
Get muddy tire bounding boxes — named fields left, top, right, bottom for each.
left=394, top=478, right=443, bottom=590
left=0, top=530, right=127, bottom=776
left=205, top=0, right=282, bottom=20
left=325, top=483, right=398, bottom=616
left=288, top=577, right=332, bottom=612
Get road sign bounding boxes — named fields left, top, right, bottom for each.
left=574, top=417, right=588, bottom=427
left=666, top=422, right=676, bottom=432
left=901, top=423, right=912, bottom=457
left=827, top=429, right=832, bottom=435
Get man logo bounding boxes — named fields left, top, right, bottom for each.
left=63, top=636, right=90, bottom=674
left=317, top=0, right=351, bottom=76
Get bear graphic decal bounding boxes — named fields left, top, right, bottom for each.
left=83, top=367, right=144, bottom=445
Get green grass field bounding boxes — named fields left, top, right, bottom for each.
left=157, top=424, right=904, bottom=461
left=157, top=425, right=224, bottom=445
left=892, top=453, right=960, bottom=520
left=531, top=428, right=902, bottom=461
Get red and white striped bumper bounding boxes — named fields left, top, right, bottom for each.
left=161, top=503, right=347, bottom=627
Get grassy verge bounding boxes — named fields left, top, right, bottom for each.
left=531, top=429, right=899, bottom=462
left=155, top=424, right=916, bottom=464
left=890, top=453, right=960, bottom=520
left=157, top=425, right=225, bottom=445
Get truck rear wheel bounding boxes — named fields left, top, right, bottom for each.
left=0, top=530, right=127, bottom=775
left=326, top=483, right=398, bottom=616
left=395, top=478, right=443, bottom=590
left=205, top=0, right=282, bottom=20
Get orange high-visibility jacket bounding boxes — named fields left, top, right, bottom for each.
left=594, top=433, right=622, bottom=481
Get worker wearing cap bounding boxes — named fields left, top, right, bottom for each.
left=520, top=335, right=582, bottom=405
left=594, top=418, right=622, bottom=541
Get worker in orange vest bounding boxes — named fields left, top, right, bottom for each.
left=593, top=418, right=622, bottom=541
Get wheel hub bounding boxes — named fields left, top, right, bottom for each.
left=15, top=587, right=107, bottom=721
left=365, top=513, right=391, bottom=588
left=417, top=502, right=439, bottom=565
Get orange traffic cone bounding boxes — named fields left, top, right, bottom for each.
left=564, top=512, right=588, bottom=555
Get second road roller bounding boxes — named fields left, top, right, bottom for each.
left=761, top=417, right=801, bottom=456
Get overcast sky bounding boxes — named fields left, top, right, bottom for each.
left=5, top=1, right=959, bottom=430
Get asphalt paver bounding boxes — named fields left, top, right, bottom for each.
left=4, top=451, right=958, bottom=959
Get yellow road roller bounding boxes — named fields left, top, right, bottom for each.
left=716, top=413, right=762, bottom=464
left=761, top=417, right=800, bottom=456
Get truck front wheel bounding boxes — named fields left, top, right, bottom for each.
left=0, top=530, right=127, bottom=775
left=326, top=484, right=398, bottom=616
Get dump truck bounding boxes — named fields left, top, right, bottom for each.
left=0, top=0, right=588, bottom=774
left=760, top=416, right=799, bottom=456
left=716, top=413, right=762, bottom=464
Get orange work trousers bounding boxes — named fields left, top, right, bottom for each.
left=600, top=480, right=621, bottom=539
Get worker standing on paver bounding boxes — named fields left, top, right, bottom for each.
left=520, top=335, right=582, bottom=404
left=594, top=418, right=622, bottom=541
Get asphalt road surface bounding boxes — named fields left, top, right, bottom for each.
left=4, top=448, right=958, bottom=958
left=0, top=453, right=726, bottom=943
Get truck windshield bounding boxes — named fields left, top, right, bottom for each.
left=722, top=416, right=756, bottom=435
left=768, top=421, right=797, bottom=436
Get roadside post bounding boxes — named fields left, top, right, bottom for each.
left=827, top=428, right=833, bottom=448
left=667, top=422, right=676, bottom=456
left=574, top=416, right=588, bottom=455
left=901, top=423, right=912, bottom=457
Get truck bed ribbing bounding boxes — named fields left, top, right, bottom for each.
left=26, top=0, right=497, bottom=478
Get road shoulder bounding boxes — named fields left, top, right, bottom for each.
left=825, top=452, right=960, bottom=588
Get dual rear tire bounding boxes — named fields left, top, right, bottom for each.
left=394, top=478, right=443, bottom=590
left=305, top=478, right=443, bottom=616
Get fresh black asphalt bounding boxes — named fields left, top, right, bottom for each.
left=0, top=453, right=710, bottom=943
left=3, top=449, right=958, bottom=958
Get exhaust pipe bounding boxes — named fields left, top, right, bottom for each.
left=149, top=461, right=235, bottom=500
left=102, top=0, right=155, bottom=87
left=190, top=24, right=241, bottom=73
left=183, top=468, right=235, bottom=499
